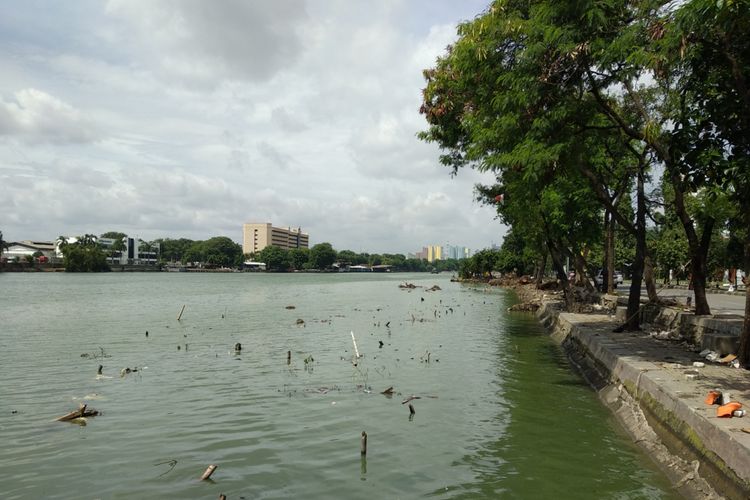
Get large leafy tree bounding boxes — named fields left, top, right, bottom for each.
left=63, top=236, right=110, bottom=272
left=289, top=248, right=310, bottom=270
left=308, top=243, right=337, bottom=270
left=259, top=245, right=291, bottom=272
left=156, top=238, right=195, bottom=263
left=202, top=237, right=243, bottom=267
left=663, top=0, right=750, bottom=363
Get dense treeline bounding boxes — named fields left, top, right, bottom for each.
left=420, top=0, right=750, bottom=365
left=254, top=242, right=461, bottom=272
left=104, top=234, right=462, bottom=272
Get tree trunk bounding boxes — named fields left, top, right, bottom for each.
left=644, top=252, right=658, bottom=302
left=669, top=171, right=712, bottom=315
left=624, top=167, right=648, bottom=331
left=547, top=237, right=574, bottom=310
left=535, top=251, right=547, bottom=288
left=606, top=211, right=615, bottom=294
left=738, top=243, right=750, bottom=368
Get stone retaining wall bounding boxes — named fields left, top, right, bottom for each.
left=537, top=301, right=750, bottom=499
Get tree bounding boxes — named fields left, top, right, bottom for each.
left=202, top=237, right=242, bottom=267
left=308, top=243, right=337, bottom=270
left=62, top=237, right=110, bottom=272
left=259, top=245, right=291, bottom=272
left=0, top=230, right=7, bottom=265
left=156, top=238, right=195, bottom=263
left=101, top=231, right=127, bottom=241
left=289, top=248, right=310, bottom=270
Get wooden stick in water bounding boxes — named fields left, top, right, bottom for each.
left=360, top=431, right=367, bottom=456
left=201, top=464, right=217, bottom=480
left=177, top=304, right=186, bottom=321
left=351, top=331, right=361, bottom=358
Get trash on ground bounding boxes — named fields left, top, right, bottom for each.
left=650, top=330, right=672, bottom=340
left=720, top=354, right=738, bottom=364
left=705, top=390, right=722, bottom=405
left=701, top=350, right=720, bottom=362
left=717, top=402, right=743, bottom=418
left=684, top=369, right=700, bottom=380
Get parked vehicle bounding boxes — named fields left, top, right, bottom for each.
left=594, top=269, right=618, bottom=290
left=615, top=270, right=624, bottom=285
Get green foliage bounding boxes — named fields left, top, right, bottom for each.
left=459, top=249, right=500, bottom=279
left=289, top=248, right=310, bottom=270
left=63, top=238, right=110, bottom=272
left=259, top=245, right=291, bottom=272
left=308, top=243, right=337, bottom=270
left=156, top=238, right=195, bottom=263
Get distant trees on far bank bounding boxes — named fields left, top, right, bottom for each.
left=60, top=234, right=110, bottom=272
left=251, top=243, right=463, bottom=273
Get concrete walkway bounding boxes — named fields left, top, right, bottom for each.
left=539, top=304, right=750, bottom=499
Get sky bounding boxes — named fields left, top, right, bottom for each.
left=0, top=0, right=506, bottom=255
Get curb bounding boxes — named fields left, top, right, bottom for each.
left=537, top=301, right=750, bottom=499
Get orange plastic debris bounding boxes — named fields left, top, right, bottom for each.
left=705, top=391, right=722, bottom=405
left=717, top=402, right=742, bottom=418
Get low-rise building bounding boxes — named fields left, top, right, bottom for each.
left=3, top=241, right=57, bottom=261
left=242, top=223, right=309, bottom=254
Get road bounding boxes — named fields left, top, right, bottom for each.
left=629, top=284, right=748, bottom=316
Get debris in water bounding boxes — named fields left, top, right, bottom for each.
left=56, top=403, right=99, bottom=422
left=200, top=464, right=218, bottom=480
left=153, top=459, right=178, bottom=477
left=285, top=305, right=296, bottom=310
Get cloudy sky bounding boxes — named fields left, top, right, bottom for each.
left=0, top=0, right=505, bottom=254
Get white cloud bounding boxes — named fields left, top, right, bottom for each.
left=0, top=89, right=97, bottom=143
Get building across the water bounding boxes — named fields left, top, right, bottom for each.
left=242, top=223, right=309, bottom=254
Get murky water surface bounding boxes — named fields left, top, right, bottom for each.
left=1, top=272, right=678, bottom=499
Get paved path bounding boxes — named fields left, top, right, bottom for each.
left=624, top=283, right=748, bottom=316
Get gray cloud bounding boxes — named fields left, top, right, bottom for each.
left=0, top=1, right=505, bottom=253
left=105, top=0, right=309, bottom=85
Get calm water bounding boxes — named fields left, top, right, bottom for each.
left=0, top=272, right=677, bottom=499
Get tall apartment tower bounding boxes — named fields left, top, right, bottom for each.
left=242, top=223, right=309, bottom=254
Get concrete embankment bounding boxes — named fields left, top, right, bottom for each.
left=536, top=300, right=750, bottom=499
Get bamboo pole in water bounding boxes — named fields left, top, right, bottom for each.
left=201, top=464, right=217, bottom=480
left=351, top=331, right=360, bottom=358
left=360, top=431, right=367, bottom=455
left=177, top=305, right=186, bottom=321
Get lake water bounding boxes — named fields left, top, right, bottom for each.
left=1, top=272, right=678, bottom=499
